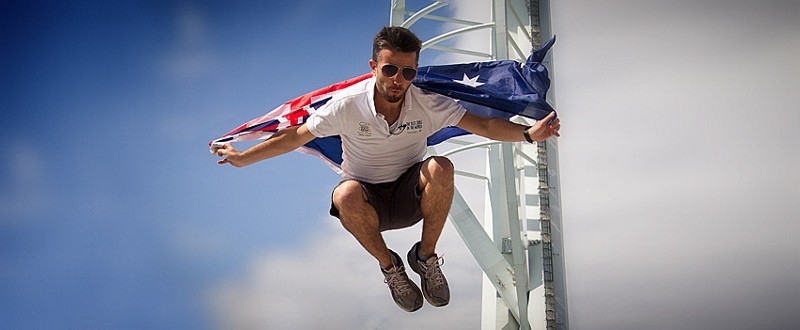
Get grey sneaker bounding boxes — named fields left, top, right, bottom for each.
left=382, top=250, right=423, bottom=312
left=407, top=242, right=450, bottom=307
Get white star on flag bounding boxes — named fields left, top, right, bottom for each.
left=453, top=73, right=485, bottom=87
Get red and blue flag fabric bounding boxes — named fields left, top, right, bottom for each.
left=210, top=37, right=556, bottom=172
left=210, top=73, right=370, bottom=170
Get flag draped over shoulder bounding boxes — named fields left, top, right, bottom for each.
left=210, top=37, right=556, bottom=172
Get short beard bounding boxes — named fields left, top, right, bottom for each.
left=382, top=93, right=403, bottom=103
left=377, top=84, right=403, bottom=103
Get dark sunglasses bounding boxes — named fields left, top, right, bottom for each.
left=380, top=64, right=417, bottom=81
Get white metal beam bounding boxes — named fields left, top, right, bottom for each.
left=401, top=1, right=447, bottom=28
left=448, top=183, right=523, bottom=322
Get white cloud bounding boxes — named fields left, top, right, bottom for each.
left=551, top=0, right=800, bottom=329
left=208, top=218, right=483, bottom=330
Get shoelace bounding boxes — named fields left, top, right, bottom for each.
left=421, top=255, right=446, bottom=287
left=384, top=266, right=413, bottom=296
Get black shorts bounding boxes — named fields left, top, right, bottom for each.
left=329, top=160, right=425, bottom=231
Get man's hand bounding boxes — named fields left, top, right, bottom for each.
left=210, top=124, right=316, bottom=169
left=527, top=111, right=561, bottom=142
left=214, top=143, right=247, bottom=167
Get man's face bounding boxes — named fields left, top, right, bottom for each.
left=370, top=48, right=417, bottom=104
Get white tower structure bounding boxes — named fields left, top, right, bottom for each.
left=389, top=1, right=568, bottom=329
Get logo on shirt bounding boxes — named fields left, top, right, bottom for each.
left=358, top=122, right=372, bottom=136
left=392, top=120, right=423, bottom=135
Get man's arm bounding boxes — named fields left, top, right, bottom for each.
left=214, top=124, right=317, bottom=167
left=455, top=111, right=561, bottom=142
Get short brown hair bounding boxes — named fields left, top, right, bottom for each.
left=372, top=26, right=422, bottom=62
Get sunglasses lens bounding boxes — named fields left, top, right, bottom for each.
left=381, top=65, right=399, bottom=78
left=381, top=64, right=416, bottom=81
left=401, top=68, right=417, bottom=81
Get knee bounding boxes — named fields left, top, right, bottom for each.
left=424, top=156, right=455, bottom=182
left=332, top=180, right=366, bottom=211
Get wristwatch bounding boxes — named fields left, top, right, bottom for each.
left=523, top=126, right=534, bottom=143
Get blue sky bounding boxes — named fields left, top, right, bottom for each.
left=4, top=1, right=800, bottom=329
left=1, top=1, right=392, bottom=328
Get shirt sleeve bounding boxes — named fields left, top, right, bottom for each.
left=417, top=88, right=468, bottom=133
left=306, top=100, right=344, bottom=138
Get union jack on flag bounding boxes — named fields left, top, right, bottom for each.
left=210, top=37, right=557, bottom=172
left=210, top=73, right=371, bottom=171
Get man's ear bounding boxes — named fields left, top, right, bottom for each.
left=369, top=59, right=378, bottom=76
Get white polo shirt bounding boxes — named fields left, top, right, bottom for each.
left=306, top=77, right=467, bottom=184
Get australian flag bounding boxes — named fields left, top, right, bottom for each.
left=210, top=37, right=556, bottom=172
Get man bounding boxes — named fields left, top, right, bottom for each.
left=214, top=26, right=560, bottom=312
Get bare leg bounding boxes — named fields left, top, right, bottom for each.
left=332, top=180, right=394, bottom=268
left=417, top=156, right=455, bottom=258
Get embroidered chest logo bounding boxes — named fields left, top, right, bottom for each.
left=357, top=122, right=372, bottom=136
left=392, top=120, right=423, bottom=135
